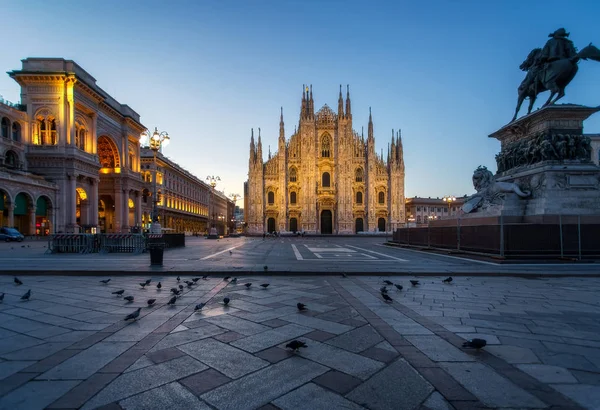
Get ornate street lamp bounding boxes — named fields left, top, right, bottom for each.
left=443, top=196, right=456, bottom=215
left=141, top=127, right=170, bottom=233
left=206, top=175, right=220, bottom=238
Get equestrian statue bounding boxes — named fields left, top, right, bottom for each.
left=512, top=28, right=600, bottom=122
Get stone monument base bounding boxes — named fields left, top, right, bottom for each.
left=207, top=227, right=219, bottom=239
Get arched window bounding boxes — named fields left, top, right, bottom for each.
left=321, top=134, right=331, bottom=158
left=36, top=117, right=58, bottom=145
left=355, top=167, right=363, bottom=182
left=356, top=191, right=363, bottom=204
left=268, top=191, right=275, bottom=204
left=378, top=191, right=385, bottom=204
left=322, top=172, right=330, bottom=188
left=5, top=150, right=18, bottom=168
left=0, top=118, right=8, bottom=139
left=11, top=122, right=21, bottom=142
left=128, top=149, right=135, bottom=170
left=290, top=191, right=297, bottom=204
left=289, top=167, right=297, bottom=182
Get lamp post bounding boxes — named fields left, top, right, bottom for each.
left=141, top=127, right=170, bottom=233
left=206, top=175, right=220, bottom=239
left=443, top=196, right=456, bottom=217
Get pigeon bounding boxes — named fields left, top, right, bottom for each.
left=382, top=293, right=393, bottom=303
left=157, top=282, right=162, bottom=289
left=202, top=275, right=209, bottom=280
left=297, top=303, right=307, bottom=311
left=410, top=280, right=420, bottom=286
left=178, top=285, right=184, bottom=291
left=100, top=279, right=111, bottom=284
left=186, top=281, right=193, bottom=288
left=244, top=283, right=252, bottom=288
left=124, top=296, right=134, bottom=302
left=192, top=278, right=200, bottom=283
left=145, top=279, right=151, bottom=285
left=231, top=278, right=238, bottom=284
left=21, top=289, right=31, bottom=300
left=223, top=276, right=231, bottom=281
left=194, top=302, right=206, bottom=311
left=462, top=338, right=487, bottom=349
left=229, top=250, right=232, bottom=255
left=223, top=297, right=230, bottom=306
left=394, top=284, right=403, bottom=291
left=170, top=287, right=178, bottom=294
left=380, top=286, right=388, bottom=294
left=286, top=340, right=307, bottom=352
left=168, top=296, right=177, bottom=305
left=14, top=277, right=23, bottom=285
left=260, top=283, right=270, bottom=289
left=264, top=265, right=268, bottom=271
left=341, top=273, right=348, bottom=278
left=0, top=293, right=4, bottom=302
left=139, top=282, right=148, bottom=288
left=112, top=289, right=125, bottom=296
left=383, top=280, right=393, bottom=285
left=443, top=277, right=453, bottom=284
left=147, top=299, right=156, bottom=306
left=177, top=276, right=180, bottom=282
left=124, top=308, right=141, bottom=321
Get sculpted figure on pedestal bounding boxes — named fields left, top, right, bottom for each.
left=462, top=166, right=531, bottom=213
left=512, top=28, right=600, bottom=122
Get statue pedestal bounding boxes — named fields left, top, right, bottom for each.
left=207, top=227, right=219, bottom=239
left=483, top=104, right=600, bottom=217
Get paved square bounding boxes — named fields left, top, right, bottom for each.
left=1, top=272, right=599, bottom=409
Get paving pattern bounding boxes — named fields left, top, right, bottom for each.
left=0, top=274, right=599, bottom=409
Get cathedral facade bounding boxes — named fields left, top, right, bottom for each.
left=245, top=86, right=405, bottom=235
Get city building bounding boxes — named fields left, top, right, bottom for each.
left=405, top=196, right=467, bottom=226
left=590, top=134, right=600, bottom=166
left=1, top=58, right=146, bottom=234
left=246, top=86, right=406, bottom=235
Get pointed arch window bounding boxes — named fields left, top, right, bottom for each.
left=378, top=191, right=385, bottom=204
left=290, top=191, right=297, bottom=204
left=268, top=191, right=275, bottom=205
left=289, top=167, right=297, bottom=182
left=321, top=134, right=331, bottom=158
left=322, top=172, right=330, bottom=188
left=36, top=117, right=58, bottom=145
left=355, top=167, right=363, bottom=182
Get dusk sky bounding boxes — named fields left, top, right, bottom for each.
left=1, top=0, right=599, bottom=205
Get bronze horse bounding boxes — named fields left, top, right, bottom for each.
left=512, top=43, right=600, bottom=122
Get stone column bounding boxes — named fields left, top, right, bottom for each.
left=121, top=190, right=130, bottom=232
left=29, top=206, right=36, bottom=236
left=68, top=175, right=77, bottom=232
left=89, top=179, right=98, bottom=228
left=47, top=208, right=54, bottom=234
left=114, top=188, right=122, bottom=233
left=80, top=200, right=89, bottom=226
left=135, top=191, right=142, bottom=228
left=7, top=204, right=15, bottom=228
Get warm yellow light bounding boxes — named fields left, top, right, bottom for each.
left=128, top=199, right=134, bottom=209
left=76, top=187, right=88, bottom=201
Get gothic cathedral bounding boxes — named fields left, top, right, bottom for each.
left=246, top=86, right=405, bottom=235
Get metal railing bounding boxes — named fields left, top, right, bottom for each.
left=392, top=215, right=600, bottom=259
left=45, top=233, right=185, bottom=254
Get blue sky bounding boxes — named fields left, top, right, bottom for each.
left=1, top=0, right=599, bottom=203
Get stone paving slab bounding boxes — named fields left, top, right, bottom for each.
left=326, top=325, right=383, bottom=353
left=440, top=362, right=547, bottom=408
left=551, top=383, right=600, bottom=409
left=178, top=338, right=269, bottom=379
left=273, top=382, right=364, bottom=410
left=204, top=314, right=271, bottom=336
left=281, top=313, right=353, bottom=335
left=81, top=356, right=208, bottom=410
left=346, top=358, right=434, bottom=410
left=201, top=356, right=328, bottom=410
left=516, top=364, right=578, bottom=383
left=118, top=381, right=212, bottom=410
left=230, top=324, right=313, bottom=353
left=404, top=335, right=475, bottom=362
left=0, top=380, right=81, bottom=410
left=148, top=323, right=226, bottom=352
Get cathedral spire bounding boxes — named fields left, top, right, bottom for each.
left=257, top=127, right=262, bottom=161
left=309, top=84, right=314, bottom=119
left=391, top=129, right=396, bottom=162
left=250, top=128, right=255, bottom=163
left=338, top=84, right=344, bottom=118
left=345, top=85, right=351, bottom=117
left=368, top=107, right=374, bottom=140
left=279, top=107, right=285, bottom=141
left=301, top=84, right=306, bottom=119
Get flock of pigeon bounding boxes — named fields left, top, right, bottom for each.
left=3, top=274, right=485, bottom=351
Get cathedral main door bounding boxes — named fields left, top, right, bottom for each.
left=267, top=218, right=276, bottom=234
left=320, top=210, right=332, bottom=234
left=378, top=217, right=386, bottom=232
left=355, top=218, right=364, bottom=233
left=289, top=218, right=298, bottom=233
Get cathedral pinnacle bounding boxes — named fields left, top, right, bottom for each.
left=345, top=84, right=351, bottom=117
left=338, top=84, right=344, bottom=117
